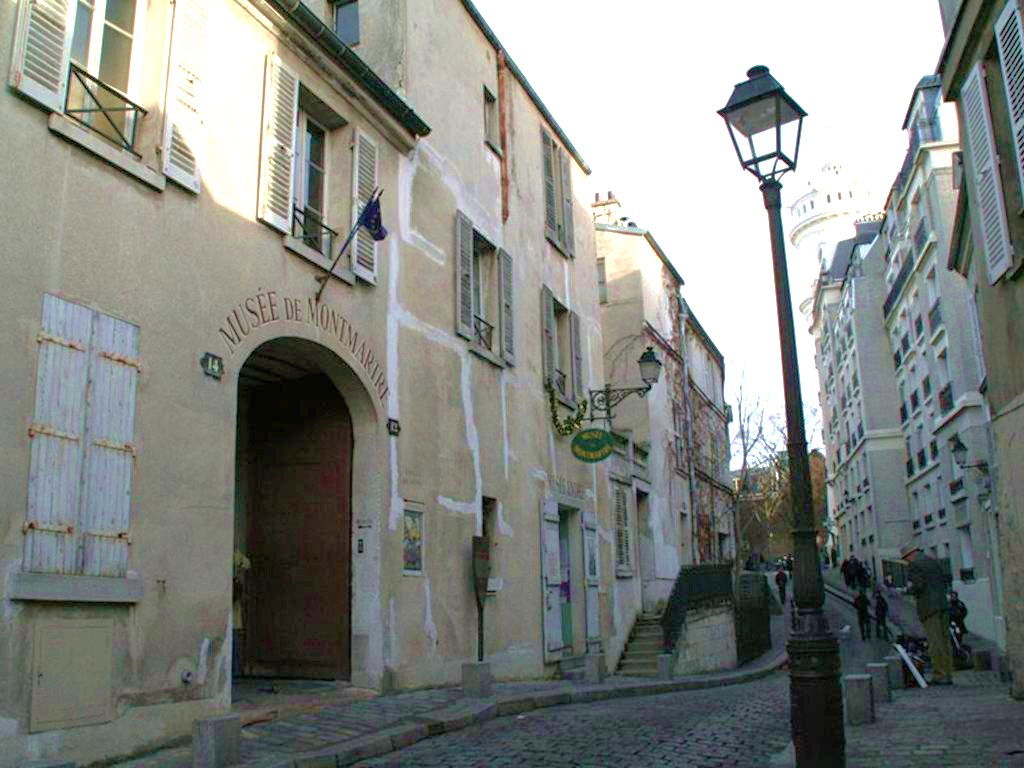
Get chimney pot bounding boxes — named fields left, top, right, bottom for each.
left=608, top=190, right=614, bottom=200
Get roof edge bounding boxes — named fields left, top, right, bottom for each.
left=460, top=0, right=591, bottom=174
left=594, top=223, right=685, bottom=286
left=682, top=300, right=725, bottom=371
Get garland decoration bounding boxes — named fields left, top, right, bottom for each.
left=545, top=382, right=588, bottom=436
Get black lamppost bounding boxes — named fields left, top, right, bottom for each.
left=718, top=66, right=845, bottom=767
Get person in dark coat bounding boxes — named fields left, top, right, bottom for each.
left=840, top=558, right=851, bottom=587
left=905, top=545, right=954, bottom=684
left=874, top=589, right=890, bottom=640
left=854, top=589, right=872, bottom=641
left=775, top=567, right=789, bottom=607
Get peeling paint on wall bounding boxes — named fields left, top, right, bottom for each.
left=495, top=500, right=513, bottom=537
left=423, top=578, right=438, bottom=653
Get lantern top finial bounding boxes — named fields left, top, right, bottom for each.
left=747, top=65, right=769, bottom=79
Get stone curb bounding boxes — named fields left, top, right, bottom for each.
left=275, top=649, right=789, bottom=767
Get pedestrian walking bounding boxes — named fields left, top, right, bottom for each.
left=874, top=589, right=890, bottom=640
left=949, top=591, right=969, bottom=637
left=840, top=558, right=851, bottom=587
left=775, top=567, right=789, bottom=607
left=854, top=589, right=872, bottom=641
left=903, top=545, right=955, bottom=685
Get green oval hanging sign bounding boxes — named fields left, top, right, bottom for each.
left=571, top=428, right=615, bottom=463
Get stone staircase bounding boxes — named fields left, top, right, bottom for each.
left=616, top=614, right=664, bottom=677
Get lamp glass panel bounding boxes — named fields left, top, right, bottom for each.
left=639, top=358, right=662, bottom=385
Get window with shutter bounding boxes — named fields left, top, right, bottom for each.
left=9, top=0, right=75, bottom=111
left=454, top=213, right=508, bottom=364
left=25, top=296, right=139, bottom=577
left=498, top=248, right=515, bottom=365
left=542, top=130, right=558, bottom=243
left=258, top=54, right=299, bottom=234
left=162, top=0, right=208, bottom=193
left=569, top=311, right=583, bottom=403
left=540, top=130, right=575, bottom=257
left=541, top=286, right=556, bottom=385
left=455, top=211, right=475, bottom=340
left=961, top=63, right=1014, bottom=283
left=559, top=151, right=575, bottom=258
left=996, top=1, right=1024, bottom=207
left=614, top=484, right=631, bottom=574
left=352, top=129, right=379, bottom=282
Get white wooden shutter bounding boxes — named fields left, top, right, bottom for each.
left=9, top=0, right=74, bottom=112
left=559, top=150, right=575, bottom=258
left=455, top=211, right=475, bottom=340
left=541, top=286, right=556, bottom=385
left=161, top=0, right=209, bottom=193
left=540, top=499, right=564, bottom=659
left=614, top=484, right=631, bottom=572
left=583, top=519, right=600, bottom=650
left=569, top=311, right=583, bottom=403
left=24, top=296, right=92, bottom=574
left=257, top=54, right=299, bottom=234
left=996, top=1, right=1024, bottom=206
left=962, top=63, right=1014, bottom=283
left=352, top=128, right=378, bottom=283
left=541, top=130, right=558, bottom=243
left=81, top=314, right=139, bottom=577
left=498, top=248, right=514, bottom=365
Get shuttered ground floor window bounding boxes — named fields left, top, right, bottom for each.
left=23, top=294, right=140, bottom=577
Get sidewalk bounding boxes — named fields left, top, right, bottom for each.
left=114, top=616, right=787, bottom=768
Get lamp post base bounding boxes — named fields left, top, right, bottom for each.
left=788, top=619, right=844, bottom=767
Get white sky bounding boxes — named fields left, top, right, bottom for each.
left=472, top=0, right=947, bottom=460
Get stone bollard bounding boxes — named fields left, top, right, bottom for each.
left=584, top=653, right=606, bottom=683
left=866, top=663, right=892, bottom=703
left=884, top=655, right=905, bottom=690
left=973, top=649, right=993, bottom=671
left=192, top=714, right=241, bottom=768
left=844, top=674, right=875, bottom=725
left=461, top=661, right=493, bottom=697
left=658, top=653, right=674, bottom=680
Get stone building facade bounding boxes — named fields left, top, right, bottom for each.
left=0, top=0, right=637, bottom=763
left=938, top=0, right=1024, bottom=691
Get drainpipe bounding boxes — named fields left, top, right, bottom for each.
left=679, top=299, right=700, bottom=564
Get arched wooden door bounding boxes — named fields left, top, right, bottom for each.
left=245, top=374, right=352, bottom=679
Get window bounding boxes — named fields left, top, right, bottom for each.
left=483, top=86, right=500, bottom=153
left=23, top=295, right=140, bottom=577
left=541, top=130, right=576, bottom=257
left=613, top=483, right=632, bottom=575
left=597, top=258, right=608, bottom=304
left=456, top=212, right=514, bottom=365
left=334, top=0, right=359, bottom=46
left=292, top=112, right=330, bottom=254
left=541, top=287, right=583, bottom=404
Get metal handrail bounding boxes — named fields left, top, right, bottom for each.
left=293, top=206, right=337, bottom=256
left=64, top=63, right=146, bottom=155
left=473, top=314, right=494, bottom=349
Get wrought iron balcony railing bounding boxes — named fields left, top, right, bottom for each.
left=64, top=63, right=146, bottom=154
left=473, top=314, right=494, bottom=350
left=293, top=206, right=337, bottom=256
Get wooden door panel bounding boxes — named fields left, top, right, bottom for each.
left=245, top=375, right=351, bottom=680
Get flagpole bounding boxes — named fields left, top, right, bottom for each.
left=314, top=188, right=380, bottom=302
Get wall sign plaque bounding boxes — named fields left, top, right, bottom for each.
left=571, top=428, right=615, bottom=463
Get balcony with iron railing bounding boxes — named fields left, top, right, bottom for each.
left=65, top=63, right=147, bottom=155
left=938, top=383, right=954, bottom=415
left=293, top=206, right=337, bottom=256
left=883, top=256, right=915, bottom=317
left=928, top=300, right=943, bottom=334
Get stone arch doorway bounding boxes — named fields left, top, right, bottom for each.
left=234, top=338, right=355, bottom=680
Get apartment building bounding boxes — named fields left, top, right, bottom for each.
left=0, top=0, right=623, bottom=762
left=878, top=74, right=1001, bottom=644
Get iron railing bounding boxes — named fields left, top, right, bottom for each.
left=939, top=383, right=954, bottom=414
left=64, top=63, right=146, bottom=154
left=883, top=256, right=915, bottom=317
left=293, top=206, right=337, bottom=256
left=661, top=563, right=734, bottom=652
left=473, top=315, right=494, bottom=349
left=929, top=301, right=943, bottom=333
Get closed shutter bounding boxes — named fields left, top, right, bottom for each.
left=161, top=0, right=209, bottom=193
left=614, top=484, right=631, bottom=572
left=583, top=520, right=600, bottom=650
left=455, top=211, right=475, bottom=340
left=541, top=286, right=556, bottom=385
left=540, top=499, right=563, bottom=659
left=9, top=0, right=74, bottom=111
left=961, top=63, right=1014, bottom=283
left=569, top=311, right=583, bottom=403
left=24, top=296, right=92, bottom=574
left=81, top=314, right=139, bottom=577
left=352, top=129, right=378, bottom=283
left=541, top=130, right=558, bottom=243
left=996, top=1, right=1024, bottom=205
left=498, top=248, right=515, bottom=365
left=559, top=150, right=575, bottom=258
left=257, top=54, right=299, bottom=234
left=673, top=402, right=685, bottom=468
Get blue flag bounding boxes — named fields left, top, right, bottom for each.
left=358, top=190, right=388, bottom=242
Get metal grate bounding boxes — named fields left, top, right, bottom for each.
left=64, top=64, right=146, bottom=155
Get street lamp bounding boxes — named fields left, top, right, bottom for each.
left=589, top=346, right=662, bottom=423
left=950, top=435, right=990, bottom=492
left=719, top=67, right=844, bottom=767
